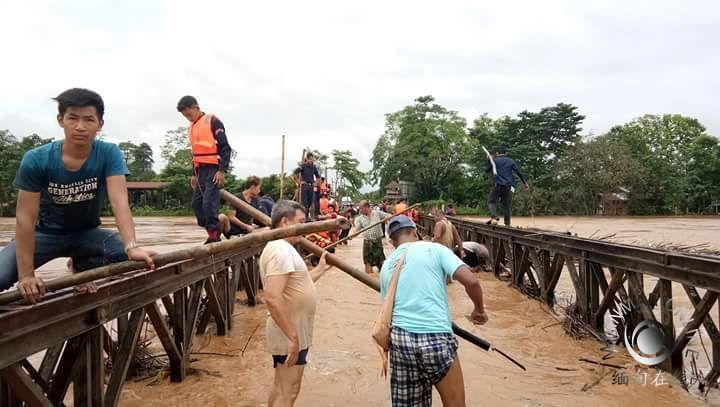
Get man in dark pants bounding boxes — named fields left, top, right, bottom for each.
left=177, top=96, right=232, bottom=243
left=300, top=153, right=320, bottom=220
left=486, top=146, right=528, bottom=226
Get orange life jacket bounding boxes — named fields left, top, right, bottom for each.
left=189, top=113, right=219, bottom=167
left=394, top=202, right=407, bottom=214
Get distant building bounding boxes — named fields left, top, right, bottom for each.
left=126, top=181, right=169, bottom=208
left=383, top=181, right=414, bottom=204
left=597, top=188, right=629, bottom=216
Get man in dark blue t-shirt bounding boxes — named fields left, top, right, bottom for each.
left=485, top=146, right=529, bottom=226
left=0, top=88, right=156, bottom=304
left=300, top=153, right=320, bottom=220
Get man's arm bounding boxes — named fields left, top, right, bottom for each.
left=432, top=221, right=445, bottom=242
left=512, top=161, right=528, bottom=188
left=211, top=117, right=232, bottom=173
left=453, top=265, right=488, bottom=325
left=227, top=209, right=255, bottom=233
left=309, top=252, right=332, bottom=282
left=107, top=176, right=156, bottom=268
left=15, top=190, right=45, bottom=304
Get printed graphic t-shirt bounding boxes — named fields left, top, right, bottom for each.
left=13, top=140, right=129, bottom=234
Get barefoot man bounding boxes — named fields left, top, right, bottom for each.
left=0, top=88, right=155, bottom=303
left=259, top=200, right=333, bottom=406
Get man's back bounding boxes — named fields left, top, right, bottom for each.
left=492, top=155, right=523, bottom=187
left=380, top=241, right=464, bottom=333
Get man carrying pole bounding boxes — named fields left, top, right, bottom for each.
left=381, top=216, right=488, bottom=406
left=354, top=200, right=391, bottom=275
left=485, top=146, right=528, bottom=226
left=177, top=95, right=232, bottom=243
left=0, top=88, right=155, bottom=304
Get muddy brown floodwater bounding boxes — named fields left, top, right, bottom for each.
left=1, top=216, right=718, bottom=406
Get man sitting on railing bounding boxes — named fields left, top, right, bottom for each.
left=0, top=88, right=155, bottom=304
left=219, top=176, right=263, bottom=239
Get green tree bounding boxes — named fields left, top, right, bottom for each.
left=331, top=149, right=365, bottom=201
left=607, top=114, right=707, bottom=213
left=685, top=134, right=720, bottom=213
left=553, top=136, right=644, bottom=215
left=159, top=127, right=192, bottom=208
left=469, top=103, right=585, bottom=188
left=370, top=95, right=470, bottom=201
left=0, top=131, right=52, bottom=216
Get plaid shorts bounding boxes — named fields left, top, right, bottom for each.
left=390, top=326, right=458, bottom=406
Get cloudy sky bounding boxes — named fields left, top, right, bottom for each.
left=1, top=1, right=718, bottom=184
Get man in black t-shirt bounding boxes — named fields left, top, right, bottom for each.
left=219, top=176, right=262, bottom=239
left=300, top=153, right=320, bottom=219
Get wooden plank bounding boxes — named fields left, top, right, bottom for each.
left=184, top=281, right=205, bottom=355
left=216, top=268, right=230, bottom=330
left=38, top=344, right=63, bottom=385
left=240, top=258, right=257, bottom=306
left=527, top=248, right=546, bottom=296
left=89, top=327, right=104, bottom=407
left=160, top=296, right=175, bottom=329
left=545, top=253, right=565, bottom=305
left=626, top=272, right=655, bottom=321
left=104, top=308, right=146, bottom=407
left=172, top=288, right=187, bottom=382
left=73, top=335, right=91, bottom=407
left=49, top=335, right=87, bottom=405
left=145, top=302, right=182, bottom=383
left=0, top=363, right=52, bottom=407
left=593, top=269, right=626, bottom=328
left=659, top=280, right=674, bottom=372
left=565, top=258, right=585, bottom=311
left=585, top=262, right=600, bottom=328
left=647, top=279, right=663, bottom=310
left=19, top=359, right=49, bottom=392
left=204, top=277, right=227, bottom=335
left=671, top=291, right=719, bottom=364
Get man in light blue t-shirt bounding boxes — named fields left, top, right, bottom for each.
left=380, top=215, right=488, bottom=407
left=0, top=88, right=156, bottom=304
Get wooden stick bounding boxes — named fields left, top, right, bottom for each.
left=223, top=190, right=527, bottom=371
left=279, top=134, right=286, bottom=199
left=303, top=203, right=421, bottom=259
left=0, top=218, right=349, bottom=305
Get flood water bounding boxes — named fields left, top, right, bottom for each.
left=1, top=216, right=718, bottom=406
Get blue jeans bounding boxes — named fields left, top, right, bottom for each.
left=300, top=184, right=314, bottom=218
left=192, top=164, right=221, bottom=232
left=0, top=228, right=127, bottom=291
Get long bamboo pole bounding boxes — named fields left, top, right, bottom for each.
left=279, top=134, right=286, bottom=199
left=304, top=203, right=421, bottom=259
left=0, top=218, right=349, bottom=305
left=220, top=189, right=526, bottom=371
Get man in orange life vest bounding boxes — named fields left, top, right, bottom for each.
left=177, top=96, right=232, bottom=243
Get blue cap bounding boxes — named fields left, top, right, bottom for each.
left=388, top=215, right=416, bottom=238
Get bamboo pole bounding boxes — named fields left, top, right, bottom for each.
left=221, top=189, right=526, bottom=370
left=279, top=134, right=286, bottom=199
left=304, top=203, right=421, bottom=259
left=0, top=218, right=349, bottom=305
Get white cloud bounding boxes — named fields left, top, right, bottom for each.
left=1, top=0, right=718, bottom=186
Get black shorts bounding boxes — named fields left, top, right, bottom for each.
left=272, top=348, right=309, bottom=368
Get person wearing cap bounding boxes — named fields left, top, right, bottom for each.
left=453, top=241, right=491, bottom=273
left=380, top=215, right=488, bottom=406
left=486, top=146, right=528, bottom=226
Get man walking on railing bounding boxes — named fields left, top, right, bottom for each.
left=486, top=146, right=528, bottom=226
left=0, top=88, right=155, bottom=304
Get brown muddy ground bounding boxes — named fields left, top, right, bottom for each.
left=1, top=216, right=717, bottom=405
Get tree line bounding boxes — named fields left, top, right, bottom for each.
left=371, top=96, right=720, bottom=215
left=0, top=128, right=366, bottom=216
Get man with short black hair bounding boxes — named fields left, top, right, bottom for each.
left=260, top=200, right=333, bottom=406
left=381, top=216, right=488, bottom=406
left=177, top=95, right=232, bottom=243
left=355, top=200, right=390, bottom=274
left=0, top=88, right=156, bottom=304
left=219, top=176, right=262, bottom=238
left=299, top=154, right=320, bottom=220
left=486, top=146, right=528, bottom=226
